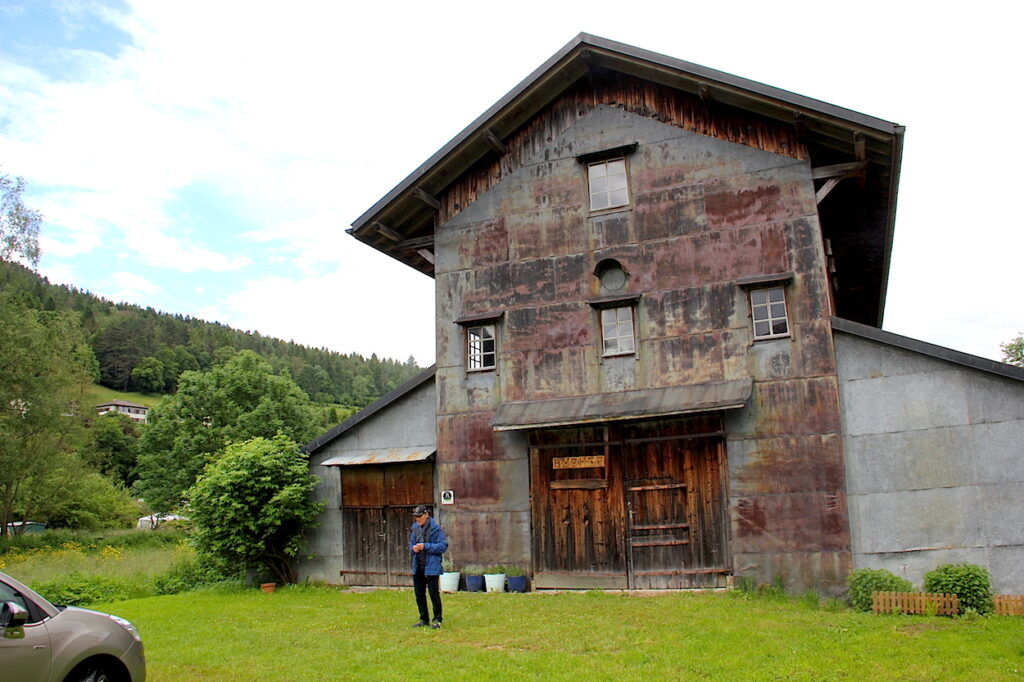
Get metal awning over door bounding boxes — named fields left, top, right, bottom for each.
left=493, top=379, right=751, bottom=431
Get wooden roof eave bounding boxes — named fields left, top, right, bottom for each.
left=350, top=33, right=904, bottom=286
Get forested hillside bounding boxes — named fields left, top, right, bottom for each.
left=0, top=261, right=422, bottom=407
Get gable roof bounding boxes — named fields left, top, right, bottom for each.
left=832, top=317, right=1024, bottom=382
left=303, top=364, right=436, bottom=454
left=96, top=400, right=149, bottom=410
left=349, top=33, right=903, bottom=325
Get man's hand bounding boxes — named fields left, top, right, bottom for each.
left=412, top=543, right=424, bottom=553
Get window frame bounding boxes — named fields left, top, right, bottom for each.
left=466, top=324, right=497, bottom=372
left=586, top=157, right=631, bottom=212
left=600, top=306, right=636, bottom=357
left=749, top=285, right=790, bottom=340
left=588, top=294, right=641, bottom=359
left=455, top=311, right=503, bottom=373
left=577, top=143, right=637, bottom=214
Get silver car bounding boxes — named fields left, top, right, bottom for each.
left=0, top=571, right=145, bottom=681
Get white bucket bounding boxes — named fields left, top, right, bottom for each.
left=440, top=572, right=460, bottom=593
left=484, top=573, right=506, bottom=593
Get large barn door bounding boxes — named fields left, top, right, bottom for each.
left=340, top=461, right=433, bottom=586
left=624, top=416, right=730, bottom=588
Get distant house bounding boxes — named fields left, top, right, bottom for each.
left=95, top=400, right=149, bottom=423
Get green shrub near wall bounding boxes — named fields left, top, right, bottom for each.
left=847, top=568, right=913, bottom=611
left=924, top=563, right=994, bottom=615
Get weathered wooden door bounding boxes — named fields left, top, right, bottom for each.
left=340, top=461, right=433, bottom=586
left=530, top=416, right=730, bottom=589
left=529, top=426, right=628, bottom=589
left=624, top=417, right=730, bottom=588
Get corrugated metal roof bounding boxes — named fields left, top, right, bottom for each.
left=491, top=379, right=753, bottom=431
left=321, top=448, right=436, bottom=467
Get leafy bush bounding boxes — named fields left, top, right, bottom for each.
left=153, top=553, right=242, bottom=595
left=188, top=435, right=323, bottom=585
left=923, top=563, right=993, bottom=615
left=32, top=571, right=135, bottom=606
left=847, top=568, right=912, bottom=611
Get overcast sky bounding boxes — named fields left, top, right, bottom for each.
left=1, top=1, right=1020, bottom=366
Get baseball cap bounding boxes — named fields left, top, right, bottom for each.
left=411, top=505, right=429, bottom=517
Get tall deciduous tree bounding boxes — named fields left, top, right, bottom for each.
left=0, top=293, right=95, bottom=534
left=1002, top=333, right=1023, bottom=367
left=0, top=169, right=42, bottom=267
left=135, top=350, right=319, bottom=513
left=188, top=435, right=323, bottom=584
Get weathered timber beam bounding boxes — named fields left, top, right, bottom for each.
left=416, top=248, right=435, bottom=265
left=413, top=188, right=441, bottom=211
left=398, top=235, right=435, bottom=250
left=815, top=177, right=841, bottom=204
left=811, top=161, right=867, bottom=180
left=372, top=221, right=404, bottom=242
left=483, top=129, right=508, bottom=155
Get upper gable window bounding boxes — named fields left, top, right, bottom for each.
left=588, top=158, right=629, bottom=211
left=467, top=324, right=496, bottom=371
left=750, top=286, right=790, bottom=340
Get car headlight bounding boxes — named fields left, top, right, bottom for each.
left=107, top=614, right=142, bottom=642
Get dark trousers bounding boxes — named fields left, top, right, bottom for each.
left=413, top=566, right=442, bottom=623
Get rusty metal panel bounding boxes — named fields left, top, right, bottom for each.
left=322, top=448, right=434, bottom=467
left=732, top=492, right=850, bottom=553
left=492, top=380, right=751, bottom=431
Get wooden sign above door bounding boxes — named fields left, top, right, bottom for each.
left=552, top=455, right=605, bottom=469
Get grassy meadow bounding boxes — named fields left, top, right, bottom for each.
left=99, top=586, right=1023, bottom=681
left=3, top=535, right=1022, bottom=680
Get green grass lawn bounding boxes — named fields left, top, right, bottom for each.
left=101, top=586, right=1024, bottom=681
left=84, top=383, right=165, bottom=409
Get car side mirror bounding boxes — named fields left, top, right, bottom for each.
left=1, top=601, right=29, bottom=630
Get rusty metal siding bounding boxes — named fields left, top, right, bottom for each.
left=435, top=74, right=849, bottom=590
left=440, top=74, right=808, bottom=227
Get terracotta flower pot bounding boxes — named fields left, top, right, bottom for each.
left=260, top=582, right=277, bottom=593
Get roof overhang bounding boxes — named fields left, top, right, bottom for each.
left=491, top=379, right=753, bottom=431
left=321, top=448, right=436, bottom=467
left=348, top=34, right=903, bottom=326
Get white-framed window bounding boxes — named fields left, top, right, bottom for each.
left=587, top=157, right=629, bottom=211
left=467, top=324, right=496, bottom=371
left=601, top=306, right=635, bottom=356
left=750, top=286, right=790, bottom=340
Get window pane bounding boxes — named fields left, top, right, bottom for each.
left=754, top=321, right=770, bottom=337
left=751, top=289, right=766, bottom=305
left=620, top=335, right=635, bottom=352
left=609, top=188, right=629, bottom=207
left=773, top=319, right=788, bottom=335
left=589, top=161, right=608, bottom=178
left=589, top=175, right=607, bottom=193
left=591, top=193, right=609, bottom=210
left=606, top=159, right=625, bottom=175
left=768, top=287, right=785, bottom=302
left=770, top=303, right=786, bottom=318
left=604, top=338, right=618, bottom=354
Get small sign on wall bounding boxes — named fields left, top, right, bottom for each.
left=441, top=490, right=454, bottom=505
left=552, top=455, right=606, bottom=469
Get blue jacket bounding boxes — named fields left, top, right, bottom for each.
left=409, top=516, right=448, bottom=576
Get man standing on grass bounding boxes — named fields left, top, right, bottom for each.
left=410, top=504, right=447, bottom=629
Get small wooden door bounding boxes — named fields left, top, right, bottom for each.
left=340, top=461, right=433, bottom=586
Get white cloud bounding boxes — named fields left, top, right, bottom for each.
left=110, top=270, right=158, bottom=303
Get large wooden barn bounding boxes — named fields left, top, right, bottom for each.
left=301, top=35, right=1024, bottom=594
